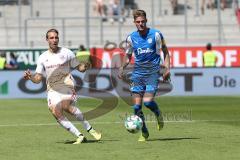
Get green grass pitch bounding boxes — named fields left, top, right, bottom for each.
left=0, top=96, right=240, bottom=160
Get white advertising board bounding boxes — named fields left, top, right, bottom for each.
left=0, top=68, right=239, bottom=99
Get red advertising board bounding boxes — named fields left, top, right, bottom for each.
left=90, top=46, right=240, bottom=68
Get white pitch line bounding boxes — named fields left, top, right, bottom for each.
left=0, top=123, right=58, bottom=127
left=0, top=119, right=239, bottom=127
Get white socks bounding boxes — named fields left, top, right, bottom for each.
left=56, top=107, right=92, bottom=138
left=73, top=107, right=92, bottom=131
left=58, top=117, right=81, bottom=137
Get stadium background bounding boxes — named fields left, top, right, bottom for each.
left=0, top=0, right=240, bottom=160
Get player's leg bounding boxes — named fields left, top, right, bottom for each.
left=132, top=93, right=149, bottom=141
left=143, top=94, right=164, bottom=130
left=62, top=100, right=101, bottom=141
left=132, top=93, right=148, bottom=133
left=130, top=76, right=149, bottom=141
left=143, top=93, right=160, bottom=116
left=48, top=104, right=86, bottom=144
left=143, top=73, right=164, bottom=130
left=47, top=91, right=86, bottom=144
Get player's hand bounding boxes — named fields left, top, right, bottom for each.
left=118, top=67, right=124, bottom=79
left=24, top=69, right=32, bottom=80
left=163, top=68, right=170, bottom=82
left=78, top=63, right=90, bottom=72
left=160, top=64, right=171, bottom=82
left=84, top=62, right=91, bottom=70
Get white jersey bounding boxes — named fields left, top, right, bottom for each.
left=35, top=47, right=80, bottom=91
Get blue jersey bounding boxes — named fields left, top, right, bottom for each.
left=126, top=28, right=164, bottom=77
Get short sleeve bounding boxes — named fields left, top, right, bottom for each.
left=35, top=57, right=44, bottom=74
left=155, top=32, right=165, bottom=49
left=125, top=35, right=133, bottom=55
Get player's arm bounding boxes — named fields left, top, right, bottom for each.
left=161, top=39, right=171, bottom=81
left=76, top=49, right=91, bottom=72
left=68, top=49, right=91, bottom=73
left=118, top=41, right=133, bottom=79
left=24, top=69, right=43, bottom=83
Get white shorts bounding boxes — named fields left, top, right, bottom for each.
left=47, top=87, right=77, bottom=108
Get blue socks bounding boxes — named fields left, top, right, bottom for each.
left=132, top=104, right=142, bottom=115
left=144, top=101, right=160, bottom=117
left=132, top=101, right=160, bottom=133
left=132, top=104, right=148, bottom=133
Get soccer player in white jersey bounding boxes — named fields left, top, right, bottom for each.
left=119, top=10, right=170, bottom=141
left=23, top=28, right=101, bottom=144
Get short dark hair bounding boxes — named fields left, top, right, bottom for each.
left=46, top=28, right=59, bottom=39
left=133, top=9, right=146, bottom=20
left=206, top=43, right=212, bottom=50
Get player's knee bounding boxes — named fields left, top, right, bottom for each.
left=49, top=106, right=64, bottom=119
left=144, top=101, right=157, bottom=109
left=48, top=105, right=56, bottom=113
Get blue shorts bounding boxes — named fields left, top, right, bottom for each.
left=130, top=73, right=160, bottom=94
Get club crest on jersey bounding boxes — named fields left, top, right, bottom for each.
left=147, top=38, right=152, bottom=44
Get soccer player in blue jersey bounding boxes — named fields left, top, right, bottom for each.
left=118, top=9, right=170, bottom=141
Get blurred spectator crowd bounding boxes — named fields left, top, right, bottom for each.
left=0, top=0, right=29, bottom=5
left=0, top=52, right=19, bottom=70
left=93, top=0, right=138, bottom=23
left=93, top=0, right=239, bottom=24
left=170, top=0, right=239, bottom=15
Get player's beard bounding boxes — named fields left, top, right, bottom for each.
left=137, top=23, right=147, bottom=33
left=137, top=25, right=144, bottom=31
left=50, top=44, right=59, bottom=53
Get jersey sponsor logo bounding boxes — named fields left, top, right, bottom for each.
left=45, top=63, right=68, bottom=69
left=137, top=48, right=154, bottom=55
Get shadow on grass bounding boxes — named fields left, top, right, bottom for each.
left=148, top=137, right=200, bottom=141
left=57, top=139, right=119, bottom=144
